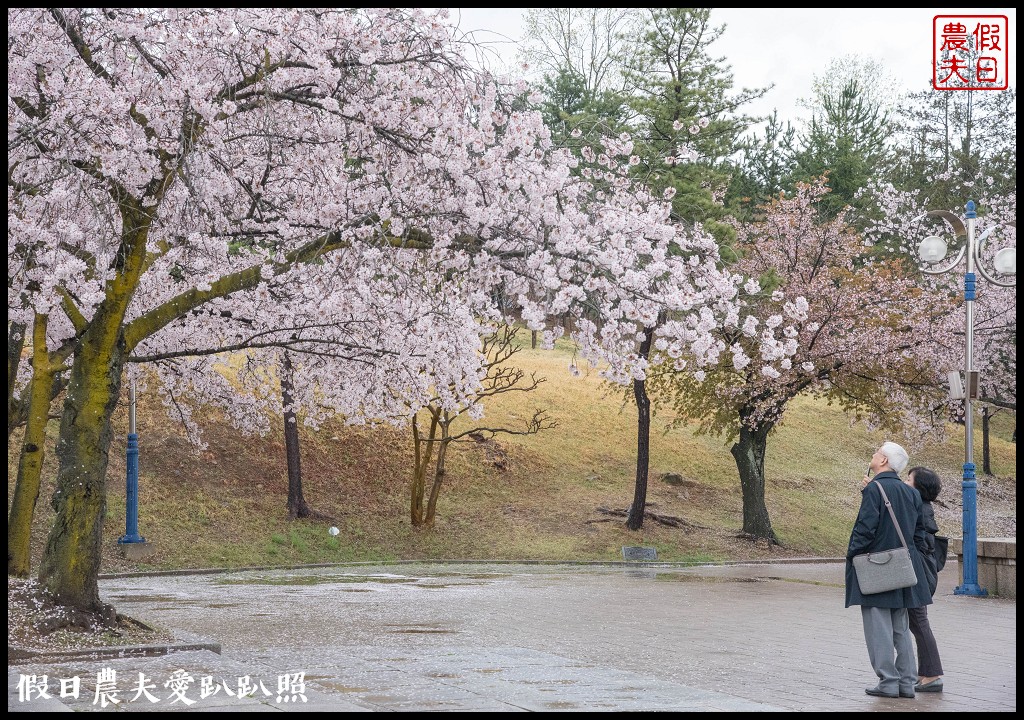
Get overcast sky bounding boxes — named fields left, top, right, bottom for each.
left=449, top=8, right=1017, bottom=129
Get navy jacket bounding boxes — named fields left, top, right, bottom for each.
left=919, top=500, right=940, bottom=596
left=844, top=472, right=933, bottom=609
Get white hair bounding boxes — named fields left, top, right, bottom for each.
left=880, top=441, right=909, bottom=474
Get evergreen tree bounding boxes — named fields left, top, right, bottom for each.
left=626, top=8, right=769, bottom=227
left=537, top=66, right=631, bottom=139
left=726, top=111, right=798, bottom=220
left=790, top=77, right=894, bottom=219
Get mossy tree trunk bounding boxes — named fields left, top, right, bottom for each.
left=730, top=422, right=779, bottom=544
left=8, top=314, right=56, bottom=577
left=39, top=204, right=152, bottom=613
left=39, top=322, right=127, bottom=611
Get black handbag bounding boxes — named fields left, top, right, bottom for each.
left=934, top=534, right=949, bottom=573
left=852, top=482, right=919, bottom=594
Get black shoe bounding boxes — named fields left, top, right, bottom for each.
left=899, top=688, right=916, bottom=698
left=865, top=686, right=899, bottom=698
left=915, top=678, right=943, bottom=693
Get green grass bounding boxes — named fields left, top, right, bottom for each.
left=7, top=339, right=1017, bottom=575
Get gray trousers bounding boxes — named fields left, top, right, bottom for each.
left=861, top=606, right=917, bottom=692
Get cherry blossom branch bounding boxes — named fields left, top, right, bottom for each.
left=48, top=9, right=114, bottom=83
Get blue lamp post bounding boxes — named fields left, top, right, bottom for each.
left=914, top=201, right=1016, bottom=597
left=117, top=376, right=145, bottom=545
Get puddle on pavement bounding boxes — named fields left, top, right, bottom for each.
left=518, top=678, right=578, bottom=685
left=388, top=628, right=457, bottom=634
left=415, top=572, right=505, bottom=581
left=654, top=573, right=770, bottom=583
left=456, top=573, right=504, bottom=580
left=360, top=695, right=400, bottom=704
left=765, top=576, right=844, bottom=589
left=427, top=672, right=461, bottom=679
left=546, top=701, right=579, bottom=708
left=473, top=668, right=503, bottom=674
left=415, top=582, right=488, bottom=589
left=654, top=573, right=839, bottom=587
left=107, top=594, right=248, bottom=612
left=108, top=594, right=181, bottom=603
left=216, top=575, right=421, bottom=586
left=316, top=682, right=371, bottom=693
left=383, top=622, right=457, bottom=635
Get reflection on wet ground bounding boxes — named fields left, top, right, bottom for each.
left=9, top=562, right=1016, bottom=712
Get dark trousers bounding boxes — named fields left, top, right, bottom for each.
left=908, top=606, right=943, bottom=676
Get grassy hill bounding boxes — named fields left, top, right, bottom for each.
left=8, top=338, right=1017, bottom=575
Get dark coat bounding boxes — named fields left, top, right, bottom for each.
left=844, top=472, right=933, bottom=609
left=919, top=500, right=940, bottom=596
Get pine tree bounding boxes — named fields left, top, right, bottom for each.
left=790, top=77, right=894, bottom=219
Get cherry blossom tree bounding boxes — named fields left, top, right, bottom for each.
left=7, top=7, right=535, bottom=611
left=137, top=256, right=522, bottom=527
left=650, top=181, right=952, bottom=543
left=861, top=181, right=1016, bottom=453
left=554, top=122, right=753, bottom=531
left=8, top=8, right=754, bottom=616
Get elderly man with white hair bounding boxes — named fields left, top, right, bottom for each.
left=845, top=441, right=933, bottom=699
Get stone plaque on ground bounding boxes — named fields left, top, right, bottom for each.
left=622, top=546, right=658, bottom=561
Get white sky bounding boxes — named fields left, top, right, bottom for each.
left=449, top=8, right=1017, bottom=129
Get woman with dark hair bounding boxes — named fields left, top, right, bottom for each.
left=905, top=466, right=944, bottom=692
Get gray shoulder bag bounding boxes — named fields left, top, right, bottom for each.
left=852, top=482, right=919, bottom=594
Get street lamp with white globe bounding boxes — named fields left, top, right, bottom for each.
left=913, top=200, right=1016, bottom=597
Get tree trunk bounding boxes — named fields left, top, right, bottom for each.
left=39, top=205, right=153, bottom=615
left=981, top=406, right=992, bottom=476
left=626, top=326, right=655, bottom=531
left=7, top=370, right=68, bottom=438
left=424, top=427, right=451, bottom=527
left=8, top=314, right=55, bottom=577
left=7, top=320, right=27, bottom=437
left=410, top=412, right=438, bottom=526
left=730, top=424, right=779, bottom=544
left=531, top=329, right=537, bottom=349
left=281, top=352, right=311, bottom=519
left=38, top=324, right=126, bottom=613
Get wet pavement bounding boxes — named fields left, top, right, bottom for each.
left=9, top=561, right=1016, bottom=712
